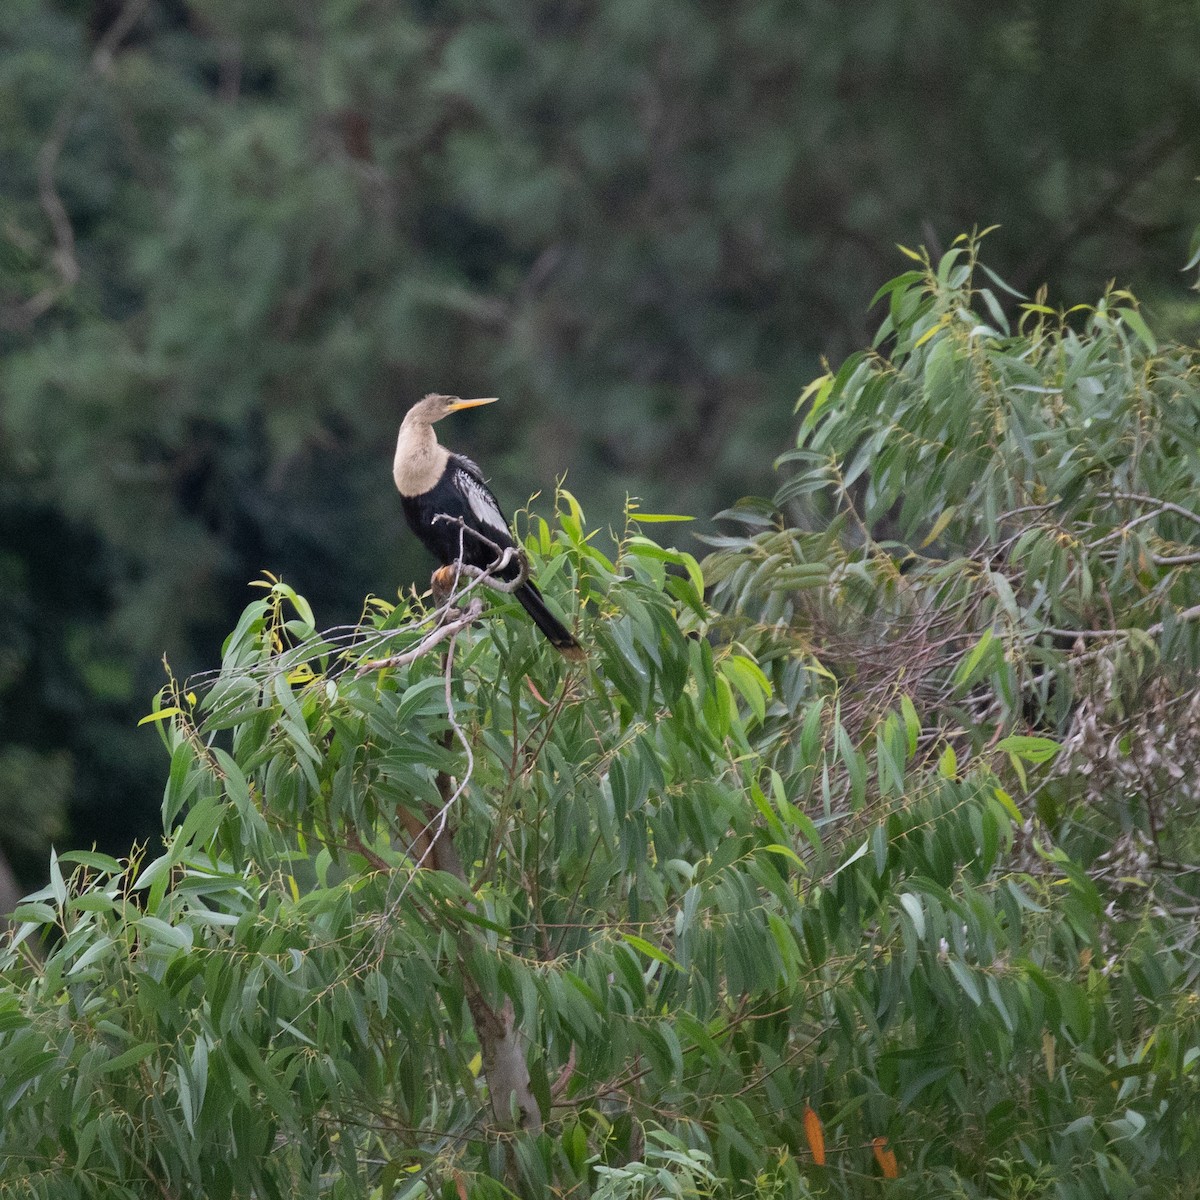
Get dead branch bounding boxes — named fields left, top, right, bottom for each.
left=355, top=598, right=485, bottom=675
left=355, top=527, right=531, bottom=676
left=17, top=0, right=153, bottom=327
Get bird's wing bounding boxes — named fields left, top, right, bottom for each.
left=453, top=451, right=487, bottom=483
left=449, top=455, right=512, bottom=541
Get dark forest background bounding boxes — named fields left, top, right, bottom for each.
left=2, top=0, right=1199, bottom=893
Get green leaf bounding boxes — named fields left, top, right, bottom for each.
left=133, top=854, right=171, bottom=892
left=831, top=839, right=870, bottom=878
left=898, top=892, right=925, bottom=939
left=69, top=936, right=115, bottom=975
left=11, top=902, right=56, bottom=924
left=48, top=847, right=67, bottom=908
left=58, top=850, right=123, bottom=874
left=622, top=934, right=681, bottom=971
left=992, top=787, right=1021, bottom=822
left=994, top=735, right=1060, bottom=764
left=97, top=1043, right=157, bottom=1076
left=948, top=958, right=983, bottom=1006
left=763, top=843, right=806, bottom=871
left=136, top=915, right=193, bottom=952
left=938, top=744, right=958, bottom=780
left=1116, top=307, right=1157, bottom=353
left=138, top=706, right=183, bottom=726
left=954, top=628, right=996, bottom=688
left=719, top=654, right=771, bottom=725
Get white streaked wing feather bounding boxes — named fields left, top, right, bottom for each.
left=456, top=467, right=510, bottom=537
left=454, top=452, right=485, bottom=481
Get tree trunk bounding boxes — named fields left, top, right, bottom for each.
left=462, top=980, right=542, bottom=1131
left=422, top=767, right=542, bottom=1132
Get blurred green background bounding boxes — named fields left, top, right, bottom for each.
left=2, top=0, right=1199, bottom=893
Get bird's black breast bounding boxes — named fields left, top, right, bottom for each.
left=401, top=458, right=520, bottom=578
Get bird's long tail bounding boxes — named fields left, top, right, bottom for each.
left=514, top=581, right=586, bottom=661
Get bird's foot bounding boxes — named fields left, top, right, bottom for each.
left=431, top=565, right=458, bottom=605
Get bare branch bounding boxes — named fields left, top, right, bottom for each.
left=343, top=827, right=391, bottom=874
left=1150, top=551, right=1200, bottom=567
left=1040, top=625, right=1130, bottom=642
left=405, top=626, right=476, bottom=879
left=355, top=598, right=484, bottom=675
left=1099, top=492, right=1200, bottom=531
left=28, top=0, right=153, bottom=319
left=1081, top=508, right=1164, bottom=549
left=353, top=534, right=529, bottom=676
left=1042, top=602, right=1200, bottom=643
left=1148, top=603, right=1200, bottom=637
left=379, top=611, right=543, bottom=1132
left=381, top=610, right=478, bottom=893
left=430, top=515, right=532, bottom=593
left=550, top=1042, right=578, bottom=1101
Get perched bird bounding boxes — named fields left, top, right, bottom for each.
left=393, top=393, right=585, bottom=660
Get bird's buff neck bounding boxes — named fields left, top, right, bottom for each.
left=393, top=416, right=450, bottom=497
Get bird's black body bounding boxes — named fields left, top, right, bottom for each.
left=401, top=454, right=524, bottom=580
left=395, top=411, right=584, bottom=659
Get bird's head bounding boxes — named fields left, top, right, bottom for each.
left=406, top=393, right=499, bottom=426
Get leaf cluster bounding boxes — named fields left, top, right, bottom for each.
left=4, top=410, right=1200, bottom=1197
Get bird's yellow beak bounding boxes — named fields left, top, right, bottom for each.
left=447, top=396, right=499, bottom=411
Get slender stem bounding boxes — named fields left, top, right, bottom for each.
left=1099, top=492, right=1200, bottom=531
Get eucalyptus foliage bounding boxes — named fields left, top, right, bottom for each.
left=4, top=0, right=1200, bottom=878
left=756, top=236, right=1200, bottom=883
left=4, top=256, right=1200, bottom=1197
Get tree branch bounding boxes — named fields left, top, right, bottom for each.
left=1099, top=492, right=1200, bottom=531
left=355, top=598, right=484, bottom=675
left=353, top=534, right=530, bottom=677
left=430, top=516, right=532, bottom=593
left=21, top=0, right=153, bottom=325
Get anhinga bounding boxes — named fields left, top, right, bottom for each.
left=393, top=393, right=585, bottom=660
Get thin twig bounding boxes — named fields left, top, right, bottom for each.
left=430, top=515, right=532, bottom=593
left=1041, top=602, right=1200, bottom=643
left=384, top=624, right=476, bottom=907
left=1148, top=603, right=1200, bottom=637
left=344, top=827, right=390, bottom=874
left=550, top=1043, right=578, bottom=1101
left=1082, top=508, right=1164, bottom=549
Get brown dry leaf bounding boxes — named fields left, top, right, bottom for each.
left=872, top=1136, right=899, bottom=1179
left=802, top=1105, right=826, bottom=1165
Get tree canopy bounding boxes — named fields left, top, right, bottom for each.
left=3, top=249, right=1199, bottom=1197
left=3, top=0, right=1200, bottom=875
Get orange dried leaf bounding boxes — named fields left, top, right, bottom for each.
left=872, top=1136, right=899, bottom=1179
left=802, top=1105, right=826, bottom=1165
